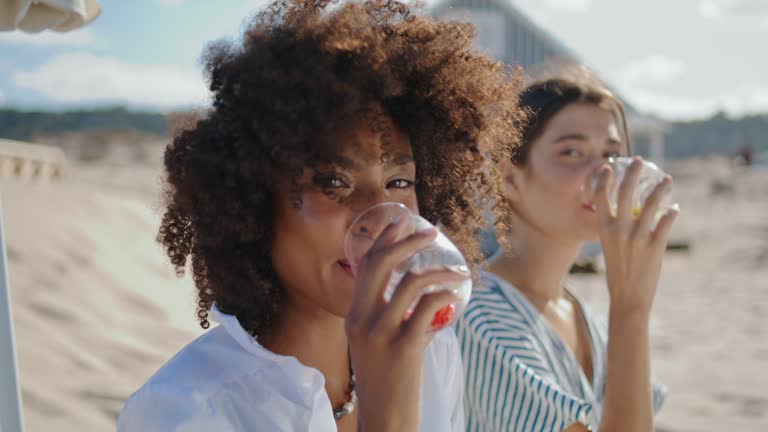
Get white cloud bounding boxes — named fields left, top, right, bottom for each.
left=0, top=29, right=95, bottom=46
left=699, top=0, right=768, bottom=18
left=540, top=0, right=592, bottom=13
left=614, top=56, right=768, bottom=119
left=158, top=0, right=185, bottom=5
left=622, top=85, right=768, bottom=120
left=699, top=0, right=723, bottom=18
left=615, top=55, right=686, bottom=87
left=11, top=52, right=209, bottom=109
left=721, top=85, right=768, bottom=116
left=623, top=88, right=716, bottom=120
left=724, top=0, right=768, bottom=14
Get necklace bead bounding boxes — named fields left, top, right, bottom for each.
left=333, top=374, right=357, bottom=420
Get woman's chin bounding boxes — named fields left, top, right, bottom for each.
left=577, top=230, right=600, bottom=244
left=575, top=213, right=600, bottom=241
left=328, top=279, right=356, bottom=317
left=582, top=228, right=600, bottom=242
left=331, top=300, right=354, bottom=319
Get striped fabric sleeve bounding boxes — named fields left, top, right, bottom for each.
left=458, top=315, right=597, bottom=432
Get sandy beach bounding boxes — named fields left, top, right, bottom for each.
left=2, top=159, right=203, bottom=431
left=2, top=153, right=767, bottom=431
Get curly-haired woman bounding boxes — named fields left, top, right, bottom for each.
left=117, top=0, right=520, bottom=430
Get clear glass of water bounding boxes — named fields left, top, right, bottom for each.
left=590, top=157, right=679, bottom=224
left=344, top=202, right=471, bottom=330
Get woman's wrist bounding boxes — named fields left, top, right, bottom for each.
left=607, top=286, right=655, bottom=319
left=608, top=306, right=651, bottom=332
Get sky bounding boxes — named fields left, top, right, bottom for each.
left=0, top=0, right=766, bottom=120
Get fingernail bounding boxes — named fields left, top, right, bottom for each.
left=446, top=264, right=470, bottom=276
left=419, top=227, right=438, bottom=236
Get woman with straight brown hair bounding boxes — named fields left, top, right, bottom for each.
left=458, top=78, right=676, bottom=432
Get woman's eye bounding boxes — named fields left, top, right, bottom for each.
left=560, top=148, right=583, bottom=158
left=313, top=174, right=348, bottom=189
left=387, top=179, right=415, bottom=189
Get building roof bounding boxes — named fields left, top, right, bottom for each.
left=429, top=0, right=640, bottom=115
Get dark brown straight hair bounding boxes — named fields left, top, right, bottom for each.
left=512, top=78, right=631, bottom=166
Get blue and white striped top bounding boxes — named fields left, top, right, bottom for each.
left=456, top=272, right=667, bottom=431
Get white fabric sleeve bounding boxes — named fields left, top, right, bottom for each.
left=443, top=329, right=468, bottom=432
left=117, top=385, right=235, bottom=432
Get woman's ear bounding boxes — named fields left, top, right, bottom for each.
left=499, top=159, right=524, bottom=203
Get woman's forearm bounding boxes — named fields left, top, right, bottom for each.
left=598, top=309, right=654, bottom=432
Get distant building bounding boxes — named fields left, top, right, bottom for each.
left=430, top=0, right=667, bottom=165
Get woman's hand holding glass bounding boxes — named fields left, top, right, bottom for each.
left=344, top=208, right=469, bottom=432
left=594, top=157, right=679, bottom=314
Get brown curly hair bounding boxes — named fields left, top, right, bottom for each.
left=158, top=0, right=522, bottom=336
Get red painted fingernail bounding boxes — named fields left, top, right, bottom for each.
left=431, top=304, right=456, bottom=329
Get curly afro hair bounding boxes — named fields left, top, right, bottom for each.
left=158, top=0, right=522, bottom=336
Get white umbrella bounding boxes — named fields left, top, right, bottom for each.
left=0, top=0, right=101, bottom=33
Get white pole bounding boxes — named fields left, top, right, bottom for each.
left=0, top=196, right=24, bottom=432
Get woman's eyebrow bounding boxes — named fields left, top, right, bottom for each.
left=326, top=155, right=359, bottom=171
left=385, top=153, right=415, bottom=167
left=553, top=134, right=623, bottom=147
left=326, top=153, right=414, bottom=171
left=553, top=133, right=588, bottom=143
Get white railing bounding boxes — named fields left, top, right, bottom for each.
left=0, top=139, right=66, bottom=181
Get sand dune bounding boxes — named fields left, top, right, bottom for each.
left=2, top=155, right=767, bottom=431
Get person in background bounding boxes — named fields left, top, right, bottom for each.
left=458, top=78, right=677, bottom=431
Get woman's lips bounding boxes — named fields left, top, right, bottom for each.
left=338, top=259, right=354, bottom=277
left=582, top=203, right=597, bottom=213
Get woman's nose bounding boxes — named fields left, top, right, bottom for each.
left=349, top=187, right=389, bottom=215
left=580, top=155, right=609, bottom=197
left=344, top=190, right=412, bottom=251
